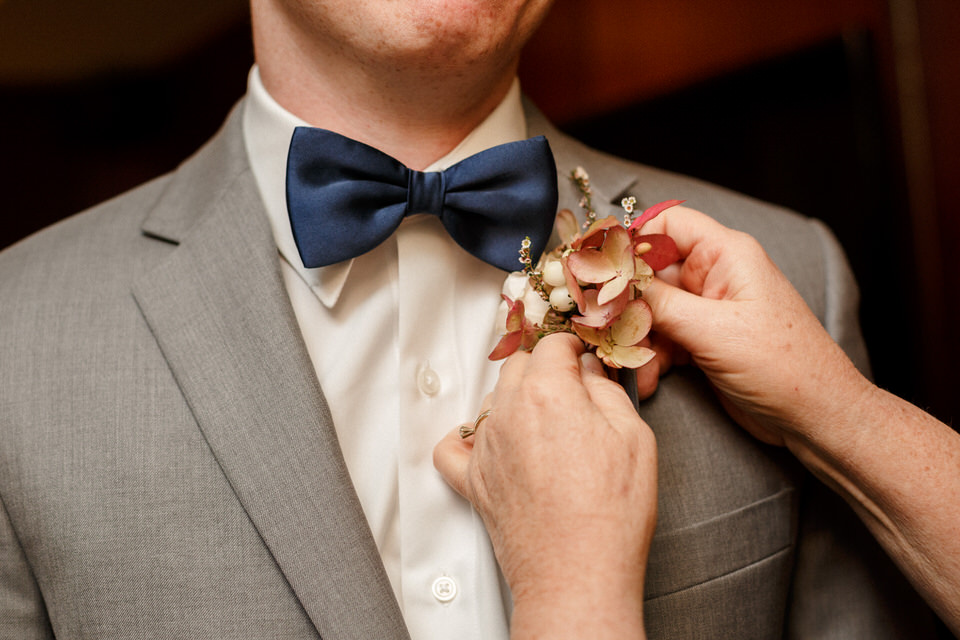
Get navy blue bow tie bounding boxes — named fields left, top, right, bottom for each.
left=285, top=127, right=558, bottom=271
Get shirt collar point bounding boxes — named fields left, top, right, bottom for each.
left=310, top=259, right=354, bottom=307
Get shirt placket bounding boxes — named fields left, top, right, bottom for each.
left=395, top=215, right=504, bottom=640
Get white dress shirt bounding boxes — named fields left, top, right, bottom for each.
left=243, top=66, right=527, bottom=640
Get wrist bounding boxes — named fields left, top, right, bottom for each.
left=772, top=342, right=876, bottom=447
left=510, top=572, right=646, bottom=640
left=506, top=530, right=649, bottom=639
left=780, top=373, right=883, bottom=487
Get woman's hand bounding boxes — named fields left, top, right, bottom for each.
left=639, top=205, right=960, bottom=634
left=434, top=333, right=657, bottom=639
left=641, top=206, right=873, bottom=445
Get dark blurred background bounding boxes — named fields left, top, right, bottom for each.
left=520, top=0, right=959, bottom=442
left=1, top=0, right=957, bottom=522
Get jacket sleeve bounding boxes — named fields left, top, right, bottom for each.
left=0, top=492, right=54, bottom=640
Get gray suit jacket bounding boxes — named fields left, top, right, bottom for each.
left=0, top=100, right=933, bottom=639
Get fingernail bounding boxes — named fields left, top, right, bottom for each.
left=580, top=352, right=604, bottom=374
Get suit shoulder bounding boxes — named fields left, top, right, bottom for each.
left=562, top=132, right=816, bottom=235
left=0, top=173, right=174, bottom=302
left=550, top=129, right=840, bottom=318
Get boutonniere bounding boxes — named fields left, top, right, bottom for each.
left=490, top=167, right=683, bottom=368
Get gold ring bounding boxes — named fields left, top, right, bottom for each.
left=459, top=409, right=492, bottom=439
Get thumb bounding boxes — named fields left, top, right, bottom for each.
left=643, top=277, right=713, bottom=354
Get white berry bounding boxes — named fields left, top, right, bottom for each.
left=549, top=286, right=575, bottom=312
left=542, top=261, right=566, bottom=287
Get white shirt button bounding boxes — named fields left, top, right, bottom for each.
left=416, top=362, right=442, bottom=396
left=431, top=575, right=458, bottom=603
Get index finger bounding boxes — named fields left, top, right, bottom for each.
left=639, top=205, right=733, bottom=259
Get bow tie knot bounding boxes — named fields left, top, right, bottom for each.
left=407, top=170, right=445, bottom=218
left=285, top=127, right=558, bottom=271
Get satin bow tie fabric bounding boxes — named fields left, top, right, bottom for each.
left=285, top=127, right=558, bottom=272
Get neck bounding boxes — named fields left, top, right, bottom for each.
left=252, top=7, right=519, bottom=170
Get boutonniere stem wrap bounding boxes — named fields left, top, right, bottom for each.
left=490, top=167, right=683, bottom=369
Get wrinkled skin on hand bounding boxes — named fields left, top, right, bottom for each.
left=434, top=333, right=656, bottom=639
left=639, top=206, right=872, bottom=444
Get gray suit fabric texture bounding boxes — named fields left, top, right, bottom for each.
left=0, top=99, right=935, bottom=639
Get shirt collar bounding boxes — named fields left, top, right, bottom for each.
left=242, top=65, right=528, bottom=308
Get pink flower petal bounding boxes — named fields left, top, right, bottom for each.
left=572, top=323, right=607, bottom=348
left=567, top=226, right=634, bottom=285
left=593, top=342, right=618, bottom=368
left=502, top=295, right=526, bottom=332
left=561, top=257, right=586, bottom=312
left=608, top=344, right=656, bottom=369
left=603, top=225, right=633, bottom=256
left=610, top=298, right=653, bottom=346
left=631, top=257, right=654, bottom=293
left=596, top=230, right=636, bottom=304
left=489, top=331, right=522, bottom=360
left=597, top=270, right=631, bottom=305
left=575, top=215, right=619, bottom=250
left=520, top=325, right=541, bottom=351
left=572, top=288, right=628, bottom=328
left=566, top=247, right=617, bottom=284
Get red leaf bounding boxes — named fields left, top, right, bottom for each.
left=635, top=234, right=680, bottom=270
left=628, top=199, right=685, bottom=233
left=489, top=331, right=522, bottom=360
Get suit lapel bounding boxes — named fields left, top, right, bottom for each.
left=132, top=104, right=409, bottom=640
left=525, top=100, right=643, bottom=216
